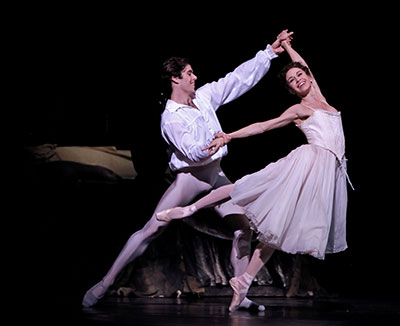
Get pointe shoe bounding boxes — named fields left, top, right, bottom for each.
left=156, top=205, right=197, bottom=222
left=82, top=280, right=109, bottom=308
left=228, top=277, right=249, bottom=312
left=156, top=208, right=174, bottom=222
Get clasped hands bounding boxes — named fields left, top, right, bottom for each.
left=271, top=29, right=294, bottom=54
left=202, top=132, right=232, bottom=157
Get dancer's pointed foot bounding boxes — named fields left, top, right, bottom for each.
left=228, top=276, right=250, bottom=312
left=156, top=205, right=197, bottom=222
left=239, top=297, right=266, bottom=312
left=82, top=280, right=109, bottom=308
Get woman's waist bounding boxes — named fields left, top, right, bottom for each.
left=307, top=139, right=345, bottom=160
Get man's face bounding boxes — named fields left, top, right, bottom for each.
left=173, top=64, right=197, bottom=98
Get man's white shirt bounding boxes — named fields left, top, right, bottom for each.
left=161, top=45, right=278, bottom=171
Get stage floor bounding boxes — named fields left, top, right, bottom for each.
left=65, top=296, right=400, bottom=325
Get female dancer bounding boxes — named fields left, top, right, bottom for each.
left=156, top=39, right=353, bottom=311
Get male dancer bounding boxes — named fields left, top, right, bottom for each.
left=82, top=30, right=293, bottom=310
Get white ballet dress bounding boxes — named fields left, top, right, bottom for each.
left=230, top=108, right=353, bottom=259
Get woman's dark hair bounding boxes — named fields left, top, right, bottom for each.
left=159, top=57, right=191, bottom=103
left=278, top=61, right=311, bottom=94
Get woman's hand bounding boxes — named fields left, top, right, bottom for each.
left=202, top=132, right=231, bottom=157
left=271, top=29, right=294, bottom=54
left=215, top=132, right=231, bottom=144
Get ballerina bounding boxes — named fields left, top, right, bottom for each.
left=156, top=39, right=353, bottom=311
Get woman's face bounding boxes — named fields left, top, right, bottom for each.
left=286, top=67, right=312, bottom=97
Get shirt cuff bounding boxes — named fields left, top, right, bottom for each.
left=265, top=44, right=278, bottom=60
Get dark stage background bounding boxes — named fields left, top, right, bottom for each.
left=22, top=3, right=397, bottom=311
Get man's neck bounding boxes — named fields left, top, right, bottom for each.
left=170, top=91, right=196, bottom=108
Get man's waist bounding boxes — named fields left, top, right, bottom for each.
left=169, top=152, right=225, bottom=172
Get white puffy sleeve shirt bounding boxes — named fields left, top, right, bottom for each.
left=161, top=45, right=278, bottom=171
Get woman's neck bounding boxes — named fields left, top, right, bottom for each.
left=300, top=88, right=327, bottom=107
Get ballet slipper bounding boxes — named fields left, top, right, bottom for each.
left=82, top=280, right=109, bottom=308
left=155, top=208, right=175, bottom=222
left=156, top=205, right=197, bottom=222
left=228, top=277, right=249, bottom=312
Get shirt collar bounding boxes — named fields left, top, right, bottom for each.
left=165, top=99, right=184, bottom=112
left=165, top=96, right=199, bottom=112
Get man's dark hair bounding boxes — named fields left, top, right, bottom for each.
left=160, top=57, right=191, bottom=102
left=161, top=57, right=190, bottom=81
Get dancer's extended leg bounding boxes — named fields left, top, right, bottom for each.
left=82, top=216, right=170, bottom=308
left=82, top=172, right=208, bottom=308
left=156, top=184, right=234, bottom=222
left=229, top=243, right=275, bottom=312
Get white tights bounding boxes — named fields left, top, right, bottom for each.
left=86, top=165, right=252, bottom=303
left=156, top=184, right=234, bottom=221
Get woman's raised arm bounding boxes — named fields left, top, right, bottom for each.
left=281, top=41, right=322, bottom=95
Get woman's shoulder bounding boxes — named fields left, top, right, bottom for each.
left=287, top=103, right=305, bottom=113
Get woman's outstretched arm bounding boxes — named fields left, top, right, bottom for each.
left=229, top=106, right=299, bottom=138
left=204, top=104, right=303, bottom=156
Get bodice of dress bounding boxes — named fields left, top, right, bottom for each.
left=297, top=109, right=345, bottom=160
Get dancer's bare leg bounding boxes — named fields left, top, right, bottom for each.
left=229, top=243, right=275, bottom=312
left=156, top=184, right=234, bottom=221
